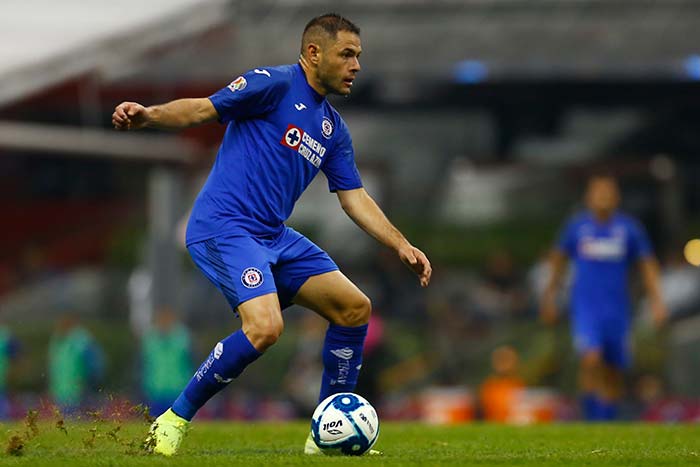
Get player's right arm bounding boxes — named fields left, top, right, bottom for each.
left=540, top=218, right=577, bottom=325
left=539, top=250, right=568, bottom=325
left=112, top=98, right=219, bottom=131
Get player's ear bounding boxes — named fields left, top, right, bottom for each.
left=307, top=43, right=321, bottom=65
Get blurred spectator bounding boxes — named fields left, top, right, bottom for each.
left=479, top=345, right=525, bottom=422
left=636, top=373, right=700, bottom=422
left=282, top=313, right=325, bottom=415
left=48, top=312, right=105, bottom=413
left=539, top=174, right=667, bottom=421
left=472, top=249, right=530, bottom=319
left=650, top=249, right=700, bottom=319
left=371, top=249, right=427, bottom=322
left=528, top=249, right=571, bottom=311
left=354, top=311, right=387, bottom=404
left=0, top=324, right=19, bottom=420
left=141, top=306, right=194, bottom=417
left=428, top=294, right=475, bottom=384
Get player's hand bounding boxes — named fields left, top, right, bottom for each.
left=398, top=245, right=432, bottom=287
left=539, top=295, right=559, bottom=326
left=650, top=299, right=668, bottom=330
left=112, top=102, right=149, bottom=130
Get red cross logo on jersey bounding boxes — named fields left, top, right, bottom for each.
left=280, top=124, right=303, bottom=150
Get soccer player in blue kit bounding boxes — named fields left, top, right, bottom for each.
left=539, top=175, right=666, bottom=420
left=112, top=14, right=431, bottom=455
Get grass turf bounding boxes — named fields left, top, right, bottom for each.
left=0, top=417, right=698, bottom=466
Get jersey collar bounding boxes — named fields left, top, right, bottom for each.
left=587, top=210, right=619, bottom=227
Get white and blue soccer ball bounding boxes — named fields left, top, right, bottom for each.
left=311, top=392, right=380, bottom=455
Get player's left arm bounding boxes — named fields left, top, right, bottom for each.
left=638, top=256, right=668, bottom=328
left=336, top=187, right=431, bottom=287
left=630, top=218, right=668, bottom=328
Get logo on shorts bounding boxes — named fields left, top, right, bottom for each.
left=321, top=117, right=333, bottom=139
left=227, top=76, right=247, bottom=92
left=241, top=267, right=264, bottom=288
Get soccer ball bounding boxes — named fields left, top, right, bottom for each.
left=310, top=392, right=380, bottom=455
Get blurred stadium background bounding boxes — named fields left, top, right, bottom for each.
left=1, top=0, right=700, bottom=424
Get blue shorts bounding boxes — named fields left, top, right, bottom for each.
left=571, top=309, right=631, bottom=369
left=187, top=227, right=338, bottom=311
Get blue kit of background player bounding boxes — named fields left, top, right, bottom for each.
left=540, top=175, right=666, bottom=420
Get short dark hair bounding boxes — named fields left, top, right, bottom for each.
left=301, top=13, right=360, bottom=53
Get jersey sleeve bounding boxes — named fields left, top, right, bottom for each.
left=321, top=118, right=363, bottom=192
left=556, top=219, right=577, bottom=257
left=627, top=218, right=653, bottom=260
left=208, top=68, right=290, bottom=123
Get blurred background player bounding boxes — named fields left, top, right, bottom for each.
left=112, top=13, right=431, bottom=456
left=141, top=306, right=193, bottom=418
left=48, top=312, right=105, bottom=414
left=539, top=175, right=667, bottom=420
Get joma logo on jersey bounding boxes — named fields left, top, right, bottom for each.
left=280, top=124, right=326, bottom=168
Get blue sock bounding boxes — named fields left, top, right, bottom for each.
left=598, top=400, right=618, bottom=420
left=171, top=330, right=261, bottom=421
left=318, top=323, right=368, bottom=402
left=581, top=393, right=600, bottom=421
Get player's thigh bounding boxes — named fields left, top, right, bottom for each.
left=272, top=227, right=339, bottom=308
left=601, top=325, right=631, bottom=370
left=292, top=270, right=371, bottom=326
left=187, top=236, right=278, bottom=311
left=572, top=312, right=604, bottom=368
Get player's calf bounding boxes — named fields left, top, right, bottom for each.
left=171, top=329, right=262, bottom=421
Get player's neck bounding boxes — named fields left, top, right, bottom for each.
left=592, top=210, right=614, bottom=223
left=298, top=57, right=327, bottom=97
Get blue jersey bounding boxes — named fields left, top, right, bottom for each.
left=557, top=211, right=652, bottom=320
left=186, top=64, right=363, bottom=245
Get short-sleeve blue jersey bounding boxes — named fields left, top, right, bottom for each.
left=557, top=211, right=652, bottom=320
left=186, top=64, right=363, bottom=245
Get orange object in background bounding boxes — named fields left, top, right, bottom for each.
left=421, top=386, right=474, bottom=424
left=508, top=388, right=557, bottom=424
left=480, top=374, right=526, bottom=422
left=479, top=345, right=526, bottom=422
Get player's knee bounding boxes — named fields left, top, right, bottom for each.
left=339, top=293, right=371, bottom=327
left=245, top=320, right=284, bottom=351
left=580, top=351, right=602, bottom=370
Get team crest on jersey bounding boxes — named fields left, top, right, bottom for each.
left=241, top=267, right=263, bottom=288
left=280, top=124, right=327, bottom=168
left=281, top=126, right=303, bottom=150
left=227, top=76, right=247, bottom=92
left=321, top=117, right=334, bottom=139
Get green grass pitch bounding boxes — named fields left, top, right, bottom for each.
left=1, top=418, right=699, bottom=466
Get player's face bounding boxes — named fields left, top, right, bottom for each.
left=586, top=178, right=620, bottom=216
left=317, top=31, right=362, bottom=96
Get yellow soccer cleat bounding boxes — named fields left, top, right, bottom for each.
left=144, top=408, right=190, bottom=456
left=304, top=431, right=322, bottom=454
left=303, top=431, right=383, bottom=456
